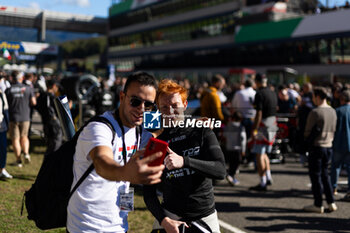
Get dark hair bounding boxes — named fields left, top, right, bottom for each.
left=278, top=84, right=287, bottom=91
left=0, top=70, right=5, bottom=79
left=232, top=111, right=243, bottom=121
left=24, top=73, right=33, bottom=80
left=340, top=90, right=350, bottom=103
left=244, top=78, right=254, bottom=88
left=46, top=79, right=58, bottom=89
left=313, top=87, right=328, bottom=100
left=211, top=74, right=224, bottom=85
left=123, top=71, right=157, bottom=94
left=11, top=70, right=19, bottom=78
left=255, top=73, right=266, bottom=83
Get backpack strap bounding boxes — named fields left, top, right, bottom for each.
left=69, top=164, right=94, bottom=199
left=68, top=116, right=116, bottom=199
left=0, top=91, right=9, bottom=128
left=136, top=125, right=142, bottom=149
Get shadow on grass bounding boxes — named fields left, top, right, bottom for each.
left=0, top=169, right=37, bottom=181
left=12, top=174, right=36, bottom=181
left=0, top=178, right=11, bottom=182
left=134, top=207, right=149, bottom=211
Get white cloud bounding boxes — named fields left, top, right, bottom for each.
left=60, top=0, right=90, bottom=7
left=28, top=2, right=41, bottom=9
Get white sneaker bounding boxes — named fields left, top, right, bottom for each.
left=266, top=179, right=273, bottom=186
left=0, top=169, right=13, bottom=179
left=16, top=161, right=23, bottom=168
left=333, top=188, right=338, bottom=195
left=328, top=203, right=337, bottom=212
left=303, top=204, right=324, bottom=213
left=226, top=175, right=235, bottom=186
left=24, top=154, right=31, bottom=164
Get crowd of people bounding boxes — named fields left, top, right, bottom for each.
left=1, top=69, right=350, bottom=231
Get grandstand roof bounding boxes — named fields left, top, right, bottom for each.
left=0, top=5, right=107, bottom=34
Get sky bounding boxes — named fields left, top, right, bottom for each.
left=319, top=0, right=348, bottom=7
left=1, top=0, right=349, bottom=18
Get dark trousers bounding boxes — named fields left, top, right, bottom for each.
left=226, top=150, right=241, bottom=177
left=308, top=146, right=334, bottom=207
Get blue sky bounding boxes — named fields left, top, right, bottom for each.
left=319, top=0, right=347, bottom=7
left=2, top=0, right=349, bottom=18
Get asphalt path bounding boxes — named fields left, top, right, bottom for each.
left=214, top=157, right=350, bottom=233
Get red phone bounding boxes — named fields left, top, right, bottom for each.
left=144, top=138, right=168, bottom=166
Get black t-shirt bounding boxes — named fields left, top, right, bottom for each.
left=254, top=87, right=277, bottom=118
left=143, top=126, right=226, bottom=222
left=5, top=83, right=34, bottom=122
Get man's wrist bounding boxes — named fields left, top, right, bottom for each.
left=116, top=165, right=127, bottom=181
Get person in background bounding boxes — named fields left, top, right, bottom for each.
left=24, top=72, right=34, bottom=88
left=277, top=84, right=297, bottom=114
left=23, top=72, right=36, bottom=130
left=92, top=79, right=115, bottom=115
left=296, top=82, right=314, bottom=166
left=331, top=82, right=343, bottom=109
left=0, top=88, right=12, bottom=179
left=35, top=73, right=47, bottom=95
left=111, top=76, right=127, bottom=108
left=200, top=74, right=226, bottom=122
left=144, top=79, right=226, bottom=233
left=232, top=78, right=256, bottom=166
left=35, top=79, right=62, bottom=158
left=223, top=111, right=246, bottom=186
left=303, top=87, right=337, bottom=213
left=0, top=71, right=10, bottom=92
left=5, top=72, right=36, bottom=167
left=288, top=83, right=301, bottom=104
left=331, top=89, right=350, bottom=201
left=250, top=74, right=277, bottom=191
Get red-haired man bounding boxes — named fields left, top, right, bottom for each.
left=144, top=79, right=226, bottom=233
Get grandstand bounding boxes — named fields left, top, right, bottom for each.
left=107, top=0, right=350, bottom=83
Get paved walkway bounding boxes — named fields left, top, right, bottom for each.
left=214, top=157, right=350, bottom=233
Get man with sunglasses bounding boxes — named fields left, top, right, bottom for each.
left=67, top=72, right=164, bottom=233
left=144, top=79, right=226, bottom=233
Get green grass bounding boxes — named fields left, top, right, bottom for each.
left=0, top=135, right=154, bottom=233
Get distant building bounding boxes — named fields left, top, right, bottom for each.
left=107, top=0, right=350, bottom=82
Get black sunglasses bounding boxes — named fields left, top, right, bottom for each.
left=128, top=96, right=155, bottom=109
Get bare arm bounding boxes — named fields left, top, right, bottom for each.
left=30, top=96, right=36, bottom=106
left=90, top=146, right=165, bottom=185
left=252, top=110, right=262, bottom=133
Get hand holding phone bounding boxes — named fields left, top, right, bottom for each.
left=179, top=223, right=185, bottom=233
left=144, top=138, right=168, bottom=166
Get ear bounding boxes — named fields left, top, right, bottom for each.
left=120, top=91, right=125, bottom=102
left=183, top=100, right=188, bottom=110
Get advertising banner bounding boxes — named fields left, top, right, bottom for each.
left=0, top=40, right=58, bottom=55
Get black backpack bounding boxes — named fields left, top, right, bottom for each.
left=22, top=116, right=116, bottom=230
